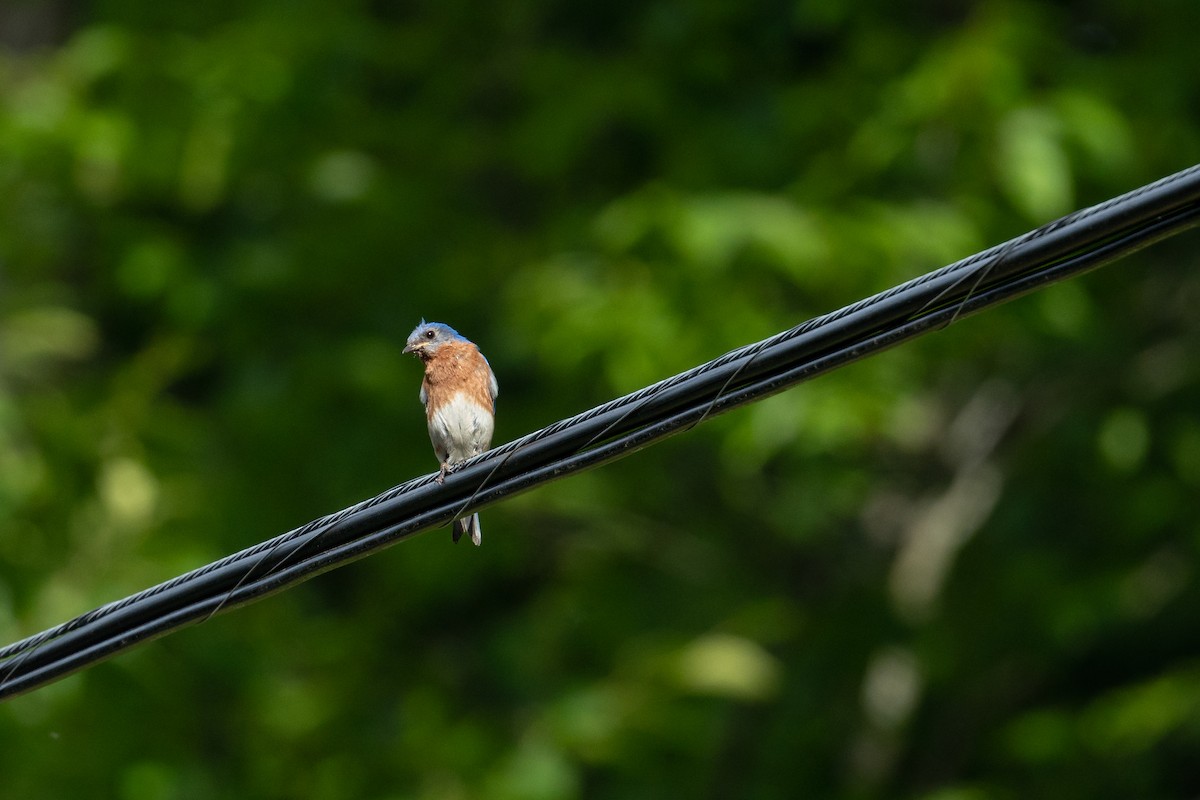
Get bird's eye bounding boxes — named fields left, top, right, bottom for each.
left=424, top=330, right=435, bottom=339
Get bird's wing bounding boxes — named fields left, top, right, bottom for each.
left=483, top=354, right=499, bottom=400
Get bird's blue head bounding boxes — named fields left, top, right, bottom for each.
left=403, top=319, right=464, bottom=360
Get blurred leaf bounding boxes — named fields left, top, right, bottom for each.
left=1, top=306, right=98, bottom=378
left=996, top=107, right=1073, bottom=220
left=1081, top=666, right=1200, bottom=755
left=673, top=633, right=781, bottom=702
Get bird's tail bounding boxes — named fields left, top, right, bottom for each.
left=452, top=514, right=483, bottom=546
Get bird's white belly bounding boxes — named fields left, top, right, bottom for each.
left=428, top=392, right=494, bottom=464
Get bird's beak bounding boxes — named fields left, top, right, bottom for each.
left=402, top=342, right=422, bottom=355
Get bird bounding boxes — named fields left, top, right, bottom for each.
left=403, top=320, right=498, bottom=545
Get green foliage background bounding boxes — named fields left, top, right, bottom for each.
left=3, top=1, right=1200, bottom=797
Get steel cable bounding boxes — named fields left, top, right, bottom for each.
left=3, top=164, right=1200, bottom=700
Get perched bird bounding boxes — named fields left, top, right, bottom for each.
left=403, top=320, right=499, bottom=545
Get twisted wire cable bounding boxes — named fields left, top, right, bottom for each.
left=3, top=164, right=1200, bottom=700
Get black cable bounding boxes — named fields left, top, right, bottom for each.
left=3, top=164, right=1200, bottom=700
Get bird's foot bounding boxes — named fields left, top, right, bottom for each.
left=438, top=460, right=466, bottom=484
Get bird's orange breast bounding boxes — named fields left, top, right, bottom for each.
left=421, top=340, right=496, bottom=417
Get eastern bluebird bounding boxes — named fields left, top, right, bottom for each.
left=403, top=320, right=499, bottom=546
